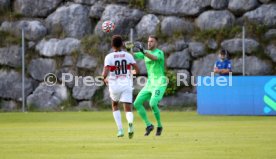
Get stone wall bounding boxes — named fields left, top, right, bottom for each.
left=0, top=0, right=275, bottom=111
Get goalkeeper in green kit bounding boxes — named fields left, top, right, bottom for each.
left=131, top=35, right=167, bottom=136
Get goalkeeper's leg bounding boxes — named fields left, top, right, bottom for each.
left=149, top=86, right=167, bottom=135
left=133, top=89, right=151, bottom=127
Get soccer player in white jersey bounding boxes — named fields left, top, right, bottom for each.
left=102, top=35, right=139, bottom=138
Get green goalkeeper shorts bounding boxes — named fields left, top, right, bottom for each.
left=135, top=85, right=167, bottom=107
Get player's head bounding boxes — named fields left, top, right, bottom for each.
left=148, top=35, right=158, bottom=50
left=219, top=49, right=228, bottom=60
left=112, top=35, right=123, bottom=50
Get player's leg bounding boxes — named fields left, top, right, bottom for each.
left=124, top=103, right=134, bottom=124
left=133, top=88, right=152, bottom=127
left=120, top=89, right=134, bottom=139
left=149, top=86, right=167, bottom=136
left=110, top=92, right=124, bottom=137
left=133, top=88, right=155, bottom=136
left=123, top=103, right=134, bottom=139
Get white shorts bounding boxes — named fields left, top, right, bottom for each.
left=109, top=87, right=133, bottom=103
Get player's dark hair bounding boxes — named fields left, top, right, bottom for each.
left=220, top=49, right=231, bottom=59
left=220, top=49, right=228, bottom=56
left=112, top=35, right=123, bottom=48
left=149, top=35, right=158, bottom=42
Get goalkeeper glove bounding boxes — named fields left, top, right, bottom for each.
left=135, top=42, right=145, bottom=54
left=124, top=41, right=134, bottom=49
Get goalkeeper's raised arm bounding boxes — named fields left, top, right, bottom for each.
left=124, top=40, right=160, bottom=61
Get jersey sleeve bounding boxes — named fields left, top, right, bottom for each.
left=104, top=55, right=111, bottom=67
left=134, top=52, right=145, bottom=60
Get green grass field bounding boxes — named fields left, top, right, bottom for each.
left=0, top=111, right=275, bottom=159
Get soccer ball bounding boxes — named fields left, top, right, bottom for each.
left=101, top=20, right=115, bottom=33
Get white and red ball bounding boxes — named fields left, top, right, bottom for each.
left=101, top=20, right=115, bottom=33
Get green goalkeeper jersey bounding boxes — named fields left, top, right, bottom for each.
left=134, top=48, right=167, bottom=87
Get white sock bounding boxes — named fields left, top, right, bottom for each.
left=126, top=112, right=134, bottom=124
left=113, top=110, right=123, bottom=130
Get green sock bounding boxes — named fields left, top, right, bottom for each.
left=136, top=104, right=151, bottom=126
left=152, top=106, right=162, bottom=127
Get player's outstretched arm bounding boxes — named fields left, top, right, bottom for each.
left=135, top=42, right=158, bottom=61
left=124, top=41, right=158, bottom=61
left=144, top=51, right=158, bottom=61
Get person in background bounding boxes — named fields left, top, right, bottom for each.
left=214, top=49, right=232, bottom=76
